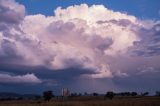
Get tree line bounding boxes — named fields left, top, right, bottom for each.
left=0, top=90, right=160, bottom=101
left=42, top=90, right=160, bottom=101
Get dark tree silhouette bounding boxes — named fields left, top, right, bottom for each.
left=43, top=90, right=53, bottom=101
left=78, top=93, right=82, bottom=96
left=141, top=92, right=149, bottom=96
left=131, top=92, right=137, bottom=96
left=70, top=93, right=78, bottom=97
left=119, top=92, right=130, bottom=96
left=93, top=92, right=98, bottom=96
left=105, top=91, right=114, bottom=100
left=84, top=92, right=88, bottom=96
left=156, top=91, right=160, bottom=96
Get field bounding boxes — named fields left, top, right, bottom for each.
left=0, top=96, right=160, bottom=106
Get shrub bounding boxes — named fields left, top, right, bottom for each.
left=43, top=90, right=53, bottom=101
left=105, top=91, right=114, bottom=100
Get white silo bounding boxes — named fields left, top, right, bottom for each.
left=61, top=88, right=70, bottom=97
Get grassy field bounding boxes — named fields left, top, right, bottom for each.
left=0, top=96, right=160, bottom=106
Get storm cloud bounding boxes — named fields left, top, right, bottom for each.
left=0, top=0, right=160, bottom=94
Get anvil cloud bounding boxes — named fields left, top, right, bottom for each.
left=0, top=0, right=160, bottom=93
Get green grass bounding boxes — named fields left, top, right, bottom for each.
left=0, top=96, right=160, bottom=106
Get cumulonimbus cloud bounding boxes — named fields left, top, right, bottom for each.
left=0, top=0, right=160, bottom=81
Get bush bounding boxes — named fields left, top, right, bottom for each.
left=156, top=91, right=160, bottom=96
left=105, top=91, right=114, bottom=100
left=43, top=90, right=53, bottom=101
left=131, top=92, right=137, bottom=96
left=93, top=93, right=98, bottom=96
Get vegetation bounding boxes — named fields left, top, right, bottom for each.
left=141, top=92, right=149, bottom=96
left=156, top=91, right=160, bottom=96
left=105, top=91, right=114, bottom=100
left=43, top=91, right=53, bottom=101
left=0, top=91, right=160, bottom=106
left=0, top=96, right=160, bottom=106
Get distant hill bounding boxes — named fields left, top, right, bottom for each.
left=0, top=92, right=21, bottom=98
left=0, top=92, right=41, bottom=99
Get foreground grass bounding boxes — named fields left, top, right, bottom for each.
left=0, top=96, right=160, bottom=106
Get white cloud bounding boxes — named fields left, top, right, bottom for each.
left=0, top=73, right=42, bottom=84
left=0, top=0, right=159, bottom=79
left=54, top=4, right=137, bottom=24
left=18, top=4, right=143, bottom=78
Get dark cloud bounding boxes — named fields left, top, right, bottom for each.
left=130, top=23, right=160, bottom=57
left=1, top=39, right=18, bottom=57
left=0, top=0, right=160, bottom=94
left=113, top=71, right=160, bottom=93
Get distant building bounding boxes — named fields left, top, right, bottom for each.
left=61, top=88, right=70, bottom=97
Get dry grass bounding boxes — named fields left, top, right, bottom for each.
left=0, top=96, right=160, bottom=106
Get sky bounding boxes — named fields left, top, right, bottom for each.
left=0, top=0, right=160, bottom=95
left=16, top=0, right=160, bottom=20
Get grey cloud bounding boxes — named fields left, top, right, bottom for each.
left=48, top=20, right=75, bottom=34
left=0, top=0, right=27, bottom=64
left=130, top=23, right=160, bottom=57
left=1, top=39, right=17, bottom=57
left=97, top=19, right=133, bottom=27
left=0, top=0, right=25, bottom=24
left=112, top=71, right=160, bottom=93
left=137, top=66, right=159, bottom=75
left=113, top=70, right=129, bottom=78
left=88, top=35, right=113, bottom=53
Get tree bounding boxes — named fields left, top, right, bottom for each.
left=141, top=92, right=149, bottom=96
left=93, top=92, right=98, bottom=96
left=156, top=91, right=160, bottom=96
left=70, top=93, right=78, bottom=97
left=131, top=92, right=137, bottom=96
left=84, top=92, right=88, bottom=96
left=78, top=93, right=82, bottom=96
left=105, top=91, right=114, bottom=100
left=43, top=90, right=53, bottom=101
